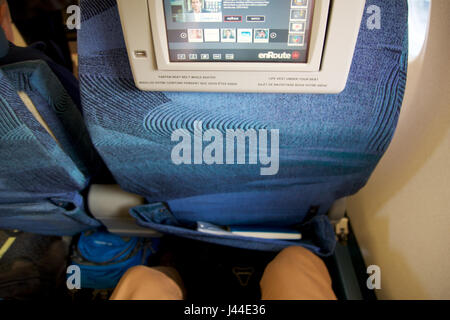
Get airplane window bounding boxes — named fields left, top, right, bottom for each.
left=408, top=0, right=431, bottom=61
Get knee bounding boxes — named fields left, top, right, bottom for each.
left=280, top=245, right=311, bottom=256
left=119, top=265, right=155, bottom=285
left=112, top=265, right=184, bottom=300
left=123, top=265, right=152, bottom=278
left=276, top=246, right=320, bottom=264
left=266, top=246, right=327, bottom=275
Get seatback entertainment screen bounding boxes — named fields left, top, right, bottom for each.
left=118, top=0, right=365, bottom=93
left=163, top=0, right=316, bottom=63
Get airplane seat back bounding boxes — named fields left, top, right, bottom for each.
left=79, top=0, right=408, bottom=255
left=0, top=34, right=102, bottom=235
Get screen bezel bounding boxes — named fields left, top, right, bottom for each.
left=148, top=0, right=330, bottom=72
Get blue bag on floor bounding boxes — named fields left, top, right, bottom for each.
left=70, top=230, right=160, bottom=289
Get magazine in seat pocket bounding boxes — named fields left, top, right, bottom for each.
left=129, top=203, right=336, bottom=256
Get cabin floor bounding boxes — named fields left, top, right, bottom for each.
left=0, top=226, right=375, bottom=301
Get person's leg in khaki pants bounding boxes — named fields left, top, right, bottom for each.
left=110, top=266, right=184, bottom=300
left=110, top=246, right=336, bottom=300
left=260, top=246, right=336, bottom=300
